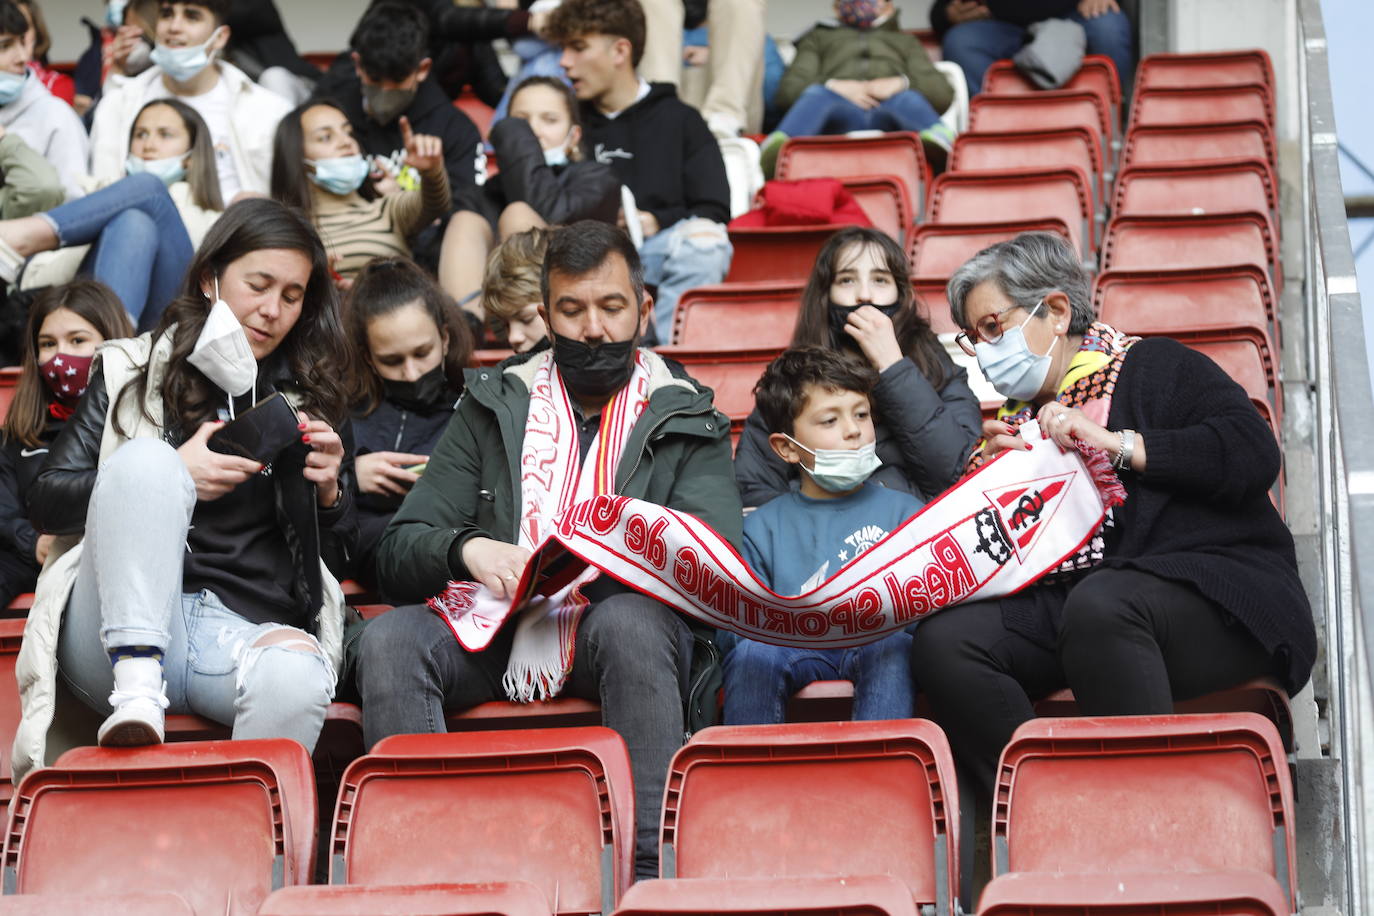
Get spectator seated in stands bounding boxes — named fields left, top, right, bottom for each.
left=344, top=257, right=473, bottom=592
left=15, top=0, right=74, bottom=105
left=357, top=220, right=743, bottom=879
left=10, top=98, right=224, bottom=330
left=270, top=100, right=450, bottom=288
left=223, top=0, right=319, bottom=105
left=546, top=0, right=733, bottom=345
left=759, top=0, right=955, bottom=179
left=930, top=0, right=1135, bottom=94
left=724, top=346, right=921, bottom=725
left=88, top=0, right=292, bottom=199
left=310, top=0, right=481, bottom=297
left=444, top=75, right=620, bottom=313
left=482, top=227, right=551, bottom=353
left=910, top=231, right=1316, bottom=806
left=0, top=0, right=87, bottom=200
left=0, top=280, right=133, bottom=609
left=0, top=121, right=63, bottom=218
left=735, top=226, right=981, bottom=508
left=16, top=199, right=356, bottom=774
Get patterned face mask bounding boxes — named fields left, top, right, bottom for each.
left=837, top=0, right=882, bottom=29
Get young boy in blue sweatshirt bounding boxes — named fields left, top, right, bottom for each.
left=724, top=346, right=922, bottom=724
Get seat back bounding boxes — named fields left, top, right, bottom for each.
left=331, top=727, right=633, bottom=916
left=982, top=56, right=1122, bottom=122
left=654, top=348, right=775, bottom=424
left=727, top=225, right=845, bottom=284
left=1185, top=336, right=1275, bottom=405
left=259, top=880, right=554, bottom=916
left=1113, top=160, right=1277, bottom=220
left=1092, top=264, right=1277, bottom=338
left=1102, top=211, right=1279, bottom=283
left=908, top=220, right=1074, bottom=281
left=1129, top=86, right=1274, bottom=131
left=672, top=283, right=804, bottom=349
left=0, top=892, right=196, bottom=914
left=0, top=367, right=18, bottom=424
left=0, top=619, right=23, bottom=805
left=978, top=871, right=1290, bottom=916
left=775, top=133, right=927, bottom=215
left=839, top=175, right=914, bottom=242
left=1136, top=49, right=1276, bottom=93
left=968, top=91, right=1113, bottom=160
left=660, top=720, right=960, bottom=916
left=913, top=279, right=957, bottom=336
left=993, top=713, right=1297, bottom=910
left=1122, top=121, right=1276, bottom=170
left=927, top=168, right=1095, bottom=257
left=5, top=756, right=294, bottom=915
left=615, top=875, right=920, bottom=916
left=950, top=128, right=1105, bottom=214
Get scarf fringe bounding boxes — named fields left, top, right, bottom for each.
left=1077, top=440, right=1128, bottom=509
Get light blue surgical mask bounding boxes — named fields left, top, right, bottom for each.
left=542, top=128, right=574, bottom=168
left=0, top=69, right=27, bottom=106
left=150, top=27, right=222, bottom=83
left=973, top=300, right=1060, bottom=402
left=785, top=436, right=883, bottom=493
left=307, top=154, right=370, bottom=195
left=105, top=0, right=128, bottom=28
left=126, top=153, right=187, bottom=186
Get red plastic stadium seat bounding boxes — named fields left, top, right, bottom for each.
left=727, top=225, right=845, bottom=284
left=0, top=367, right=19, bottom=423
left=950, top=128, right=1106, bottom=215
left=775, top=133, right=928, bottom=215
left=331, top=727, right=634, bottom=915
left=474, top=348, right=517, bottom=367
left=907, top=220, right=1073, bottom=281
left=982, top=56, right=1123, bottom=122
left=1185, top=336, right=1275, bottom=406
left=968, top=91, right=1114, bottom=161
left=6, top=741, right=308, bottom=914
left=259, top=881, right=553, bottom=916
left=1113, top=160, right=1277, bottom=222
left=785, top=680, right=856, bottom=723
left=840, top=174, right=915, bottom=242
left=913, top=279, right=957, bottom=336
left=978, top=871, right=1290, bottom=916
left=1101, top=211, right=1280, bottom=287
left=992, top=713, right=1298, bottom=912
left=654, top=348, right=774, bottom=424
left=926, top=168, right=1096, bottom=258
left=1122, top=121, right=1276, bottom=171
left=1136, top=49, right=1276, bottom=94
left=54, top=738, right=318, bottom=886
left=1130, top=85, right=1274, bottom=132
left=0, top=892, right=196, bottom=914
left=660, top=720, right=961, bottom=916
left=616, top=875, right=920, bottom=916
left=0, top=619, right=24, bottom=804
left=446, top=696, right=602, bottom=731
left=455, top=91, right=495, bottom=137
left=671, top=282, right=804, bottom=349
left=2, top=593, right=31, bottom=616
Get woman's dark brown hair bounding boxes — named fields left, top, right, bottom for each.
left=345, top=256, right=474, bottom=414
left=791, top=226, right=948, bottom=390
left=3, top=280, right=134, bottom=448
left=113, top=197, right=353, bottom=436
left=128, top=98, right=225, bottom=212
left=270, top=99, right=378, bottom=221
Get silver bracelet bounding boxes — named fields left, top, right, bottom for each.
left=1113, top=429, right=1136, bottom=470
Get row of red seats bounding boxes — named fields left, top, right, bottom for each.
left=0, top=713, right=1294, bottom=916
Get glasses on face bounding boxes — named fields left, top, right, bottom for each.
left=954, top=300, right=1042, bottom=357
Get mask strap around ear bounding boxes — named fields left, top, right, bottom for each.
left=213, top=275, right=221, bottom=303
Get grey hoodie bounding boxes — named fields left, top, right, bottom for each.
left=0, top=71, right=89, bottom=201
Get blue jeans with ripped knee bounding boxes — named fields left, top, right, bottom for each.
left=55, top=438, right=335, bottom=752
left=639, top=216, right=733, bottom=343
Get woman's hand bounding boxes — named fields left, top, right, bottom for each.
left=980, top=417, right=1031, bottom=459
left=1077, top=0, right=1120, bottom=18
left=1035, top=403, right=1117, bottom=453
left=399, top=116, right=445, bottom=177
left=177, top=421, right=264, bottom=501
left=866, top=76, right=907, bottom=102
left=826, top=78, right=880, bottom=110
left=298, top=413, right=345, bottom=508
left=356, top=451, right=428, bottom=497
left=461, top=536, right=533, bottom=600
left=842, top=305, right=905, bottom=372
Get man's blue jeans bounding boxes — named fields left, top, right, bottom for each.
left=777, top=84, right=943, bottom=137
left=640, top=217, right=732, bottom=343
left=942, top=11, right=1136, bottom=95
left=723, top=630, right=916, bottom=724
left=41, top=172, right=195, bottom=331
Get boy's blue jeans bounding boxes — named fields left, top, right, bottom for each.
left=723, top=630, right=916, bottom=724
left=776, top=84, right=942, bottom=137
left=942, top=11, right=1136, bottom=94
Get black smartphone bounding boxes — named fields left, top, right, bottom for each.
left=207, top=392, right=302, bottom=464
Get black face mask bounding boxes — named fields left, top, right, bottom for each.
left=552, top=331, right=638, bottom=399
left=382, top=364, right=455, bottom=414
left=828, top=301, right=903, bottom=347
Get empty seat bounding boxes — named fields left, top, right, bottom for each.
left=446, top=697, right=602, bottom=731
left=1185, top=335, right=1275, bottom=406
left=1130, top=86, right=1274, bottom=131
left=982, top=56, right=1123, bottom=125
left=654, top=348, right=775, bottom=424
left=615, top=875, right=919, bottom=916
left=727, top=225, right=845, bottom=284
left=259, top=881, right=553, bottom=916
left=0, top=619, right=22, bottom=804
left=840, top=175, right=914, bottom=242
left=949, top=128, right=1106, bottom=215
left=672, top=282, right=805, bottom=348
left=775, top=133, right=927, bottom=216
left=993, top=713, right=1297, bottom=911
left=330, top=727, right=634, bottom=916
left=5, top=741, right=308, bottom=915
left=968, top=91, right=1114, bottom=162
left=660, top=720, right=961, bottom=916
left=927, top=168, right=1096, bottom=257
left=1101, top=211, right=1279, bottom=285
left=1136, top=49, right=1275, bottom=94
left=1092, top=264, right=1277, bottom=357
left=1122, top=121, right=1276, bottom=170
left=1113, top=161, right=1277, bottom=221
left=908, top=219, right=1073, bottom=280
left=0, top=892, right=195, bottom=914
left=979, top=871, right=1290, bottom=916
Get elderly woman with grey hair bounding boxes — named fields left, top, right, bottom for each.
left=911, top=232, right=1316, bottom=826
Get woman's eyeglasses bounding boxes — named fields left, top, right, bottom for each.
left=954, top=301, right=1041, bottom=357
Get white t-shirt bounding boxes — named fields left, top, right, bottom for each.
left=146, top=72, right=242, bottom=200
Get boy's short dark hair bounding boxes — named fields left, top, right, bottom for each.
left=545, top=0, right=646, bottom=67
left=164, top=0, right=231, bottom=27
left=0, top=0, right=31, bottom=36
left=541, top=220, right=644, bottom=307
left=754, top=347, right=879, bottom=438
left=351, top=1, right=429, bottom=83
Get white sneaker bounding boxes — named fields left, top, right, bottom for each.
left=98, top=683, right=169, bottom=747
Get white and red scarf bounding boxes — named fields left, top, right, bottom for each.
left=430, top=350, right=651, bottom=701
left=433, top=420, right=1124, bottom=681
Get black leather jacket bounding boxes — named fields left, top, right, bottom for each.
left=28, top=369, right=359, bottom=621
